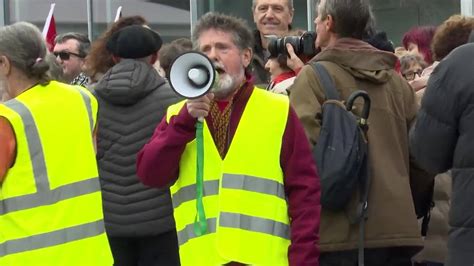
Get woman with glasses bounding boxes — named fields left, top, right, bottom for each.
left=400, top=53, right=427, bottom=82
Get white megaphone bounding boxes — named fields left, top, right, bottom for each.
left=168, top=52, right=215, bottom=235
left=168, top=51, right=217, bottom=99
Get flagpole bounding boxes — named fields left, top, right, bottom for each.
left=106, top=0, right=111, bottom=23
left=307, top=0, right=314, bottom=31
left=87, top=0, right=93, bottom=41
left=0, top=0, right=6, bottom=26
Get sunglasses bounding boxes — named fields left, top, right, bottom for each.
left=53, top=51, right=84, bottom=61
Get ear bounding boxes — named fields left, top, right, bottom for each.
left=150, top=53, right=158, bottom=65
left=241, top=48, right=253, bottom=68
left=288, top=8, right=294, bottom=25
left=326, top=14, right=335, bottom=32
left=111, top=55, right=121, bottom=64
left=0, top=55, right=11, bottom=76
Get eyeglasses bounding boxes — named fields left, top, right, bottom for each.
left=53, top=51, right=84, bottom=61
left=402, top=70, right=422, bottom=81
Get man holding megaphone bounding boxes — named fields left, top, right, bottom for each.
left=137, top=12, right=321, bottom=266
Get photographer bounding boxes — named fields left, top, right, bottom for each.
left=251, top=0, right=294, bottom=86
left=266, top=30, right=319, bottom=94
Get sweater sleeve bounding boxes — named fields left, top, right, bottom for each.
left=282, top=107, right=321, bottom=266
left=0, top=117, right=16, bottom=182
left=136, top=104, right=196, bottom=188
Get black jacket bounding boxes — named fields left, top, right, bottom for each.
left=94, top=59, right=181, bottom=237
left=250, top=30, right=270, bottom=87
left=410, top=43, right=474, bottom=266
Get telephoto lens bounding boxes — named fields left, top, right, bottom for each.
left=267, top=31, right=317, bottom=58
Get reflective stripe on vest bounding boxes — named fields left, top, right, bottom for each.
left=177, top=212, right=290, bottom=246
left=75, top=87, right=94, bottom=133
left=221, top=174, right=285, bottom=200
left=172, top=174, right=286, bottom=209
left=0, top=96, right=100, bottom=216
left=219, top=212, right=289, bottom=240
left=172, top=180, right=220, bottom=209
left=0, top=88, right=104, bottom=258
left=177, top=218, right=217, bottom=246
left=0, top=220, right=104, bottom=257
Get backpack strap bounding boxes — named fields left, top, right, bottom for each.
left=310, top=60, right=371, bottom=266
left=310, top=62, right=340, bottom=100
left=358, top=156, right=370, bottom=266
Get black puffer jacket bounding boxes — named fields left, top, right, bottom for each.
left=410, top=43, right=474, bottom=266
left=250, top=30, right=270, bottom=87
left=94, top=59, right=181, bottom=237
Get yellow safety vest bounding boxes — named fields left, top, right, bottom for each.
left=166, top=88, right=290, bottom=266
left=0, top=81, right=113, bottom=266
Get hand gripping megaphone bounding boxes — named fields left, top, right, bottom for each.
left=168, top=51, right=217, bottom=236
left=168, top=51, right=217, bottom=99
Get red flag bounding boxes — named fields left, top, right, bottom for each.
left=42, top=3, right=57, bottom=52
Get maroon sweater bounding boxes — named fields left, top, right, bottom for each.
left=136, top=82, right=321, bottom=266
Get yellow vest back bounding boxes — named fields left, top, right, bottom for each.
left=0, top=81, right=113, bottom=265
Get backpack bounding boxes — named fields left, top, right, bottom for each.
left=311, top=62, right=371, bottom=265
left=311, top=62, right=371, bottom=211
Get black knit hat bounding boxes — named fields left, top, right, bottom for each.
left=366, top=31, right=395, bottom=53
left=106, top=25, right=162, bottom=59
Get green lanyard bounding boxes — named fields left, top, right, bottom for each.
left=194, top=120, right=207, bottom=236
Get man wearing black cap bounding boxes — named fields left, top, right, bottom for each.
left=92, top=25, right=181, bottom=266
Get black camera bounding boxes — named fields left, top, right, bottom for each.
left=267, top=31, right=317, bottom=58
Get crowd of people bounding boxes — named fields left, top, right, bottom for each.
left=1, top=0, right=474, bottom=265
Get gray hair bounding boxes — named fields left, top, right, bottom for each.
left=400, top=53, right=427, bottom=73
left=192, top=12, right=254, bottom=53
left=55, top=32, right=91, bottom=58
left=44, top=53, right=65, bottom=82
left=252, top=0, right=294, bottom=11
left=318, top=0, right=373, bottom=39
left=0, top=22, right=50, bottom=84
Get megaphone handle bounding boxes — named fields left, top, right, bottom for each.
left=194, top=119, right=207, bottom=235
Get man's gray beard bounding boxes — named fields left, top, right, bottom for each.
left=213, top=73, right=237, bottom=99
left=212, top=71, right=245, bottom=99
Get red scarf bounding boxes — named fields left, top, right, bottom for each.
left=272, top=71, right=296, bottom=85
left=208, top=76, right=251, bottom=158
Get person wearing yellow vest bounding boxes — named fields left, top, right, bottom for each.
left=0, top=22, right=113, bottom=265
left=137, top=13, right=321, bottom=266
